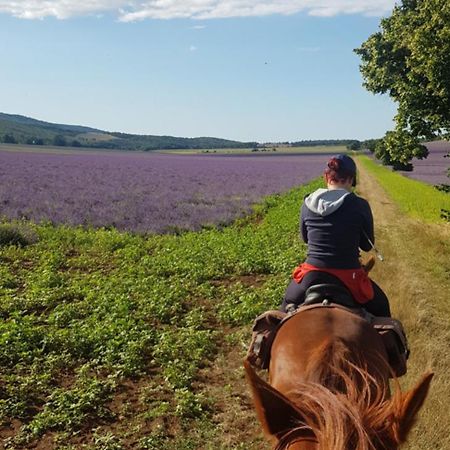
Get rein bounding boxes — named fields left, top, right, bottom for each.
left=362, top=230, right=384, bottom=261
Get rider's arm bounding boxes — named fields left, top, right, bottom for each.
left=359, top=199, right=374, bottom=252
left=300, top=203, right=308, bottom=243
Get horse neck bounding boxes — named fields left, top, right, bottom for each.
left=286, top=341, right=394, bottom=449
left=270, top=313, right=394, bottom=449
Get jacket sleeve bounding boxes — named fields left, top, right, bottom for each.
left=359, top=199, right=374, bottom=252
left=300, top=203, right=308, bottom=243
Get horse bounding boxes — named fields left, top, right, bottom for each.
left=245, top=305, right=433, bottom=449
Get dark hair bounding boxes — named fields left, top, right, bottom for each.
left=324, top=156, right=357, bottom=187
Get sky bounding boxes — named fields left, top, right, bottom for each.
left=0, top=0, right=399, bottom=142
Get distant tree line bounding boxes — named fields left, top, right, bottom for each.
left=2, top=134, right=17, bottom=144
left=0, top=113, right=380, bottom=153
left=0, top=120, right=257, bottom=151
left=0, top=133, right=83, bottom=147
left=290, top=139, right=362, bottom=148
left=256, top=140, right=370, bottom=151
left=1, top=130, right=375, bottom=152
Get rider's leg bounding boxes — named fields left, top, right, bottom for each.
left=280, top=279, right=307, bottom=312
left=362, top=280, right=391, bottom=317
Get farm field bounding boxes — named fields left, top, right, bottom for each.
left=397, top=141, right=450, bottom=186
left=0, top=148, right=329, bottom=234
left=0, top=148, right=448, bottom=449
left=0, top=175, right=323, bottom=449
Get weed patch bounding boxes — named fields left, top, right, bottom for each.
left=0, top=223, right=37, bottom=247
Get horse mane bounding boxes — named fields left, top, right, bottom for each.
left=276, top=339, right=402, bottom=450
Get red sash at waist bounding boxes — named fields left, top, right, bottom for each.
left=292, top=262, right=374, bottom=304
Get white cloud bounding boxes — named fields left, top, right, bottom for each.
left=0, top=0, right=125, bottom=19
left=189, top=44, right=198, bottom=51
left=0, top=1, right=397, bottom=21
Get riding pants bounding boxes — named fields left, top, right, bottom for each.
left=281, top=271, right=391, bottom=317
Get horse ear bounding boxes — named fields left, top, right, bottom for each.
left=244, top=360, right=307, bottom=439
left=395, top=371, right=434, bottom=442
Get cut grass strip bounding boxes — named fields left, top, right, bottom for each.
left=356, top=160, right=450, bottom=450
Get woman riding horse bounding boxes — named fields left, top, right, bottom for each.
left=245, top=155, right=432, bottom=449
left=282, top=154, right=390, bottom=316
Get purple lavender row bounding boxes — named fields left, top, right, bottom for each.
left=399, top=141, right=450, bottom=185
left=0, top=150, right=326, bottom=233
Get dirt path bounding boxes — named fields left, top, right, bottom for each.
left=356, top=159, right=450, bottom=449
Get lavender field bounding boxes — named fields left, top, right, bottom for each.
left=400, top=141, right=450, bottom=185
left=0, top=149, right=326, bottom=233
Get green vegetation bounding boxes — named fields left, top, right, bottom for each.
left=0, top=113, right=256, bottom=151
left=0, top=179, right=322, bottom=448
left=356, top=161, right=450, bottom=450
left=355, top=0, right=450, bottom=168
left=0, top=223, right=37, bottom=247
left=357, top=155, right=450, bottom=222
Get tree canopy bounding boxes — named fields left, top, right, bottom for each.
left=355, top=0, right=450, bottom=168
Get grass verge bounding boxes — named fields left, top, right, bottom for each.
left=356, top=158, right=450, bottom=450
left=357, top=155, right=450, bottom=223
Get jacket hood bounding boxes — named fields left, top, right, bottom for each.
left=304, top=188, right=351, bottom=216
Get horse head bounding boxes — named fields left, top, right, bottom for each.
left=245, top=307, right=433, bottom=449
left=245, top=360, right=433, bottom=449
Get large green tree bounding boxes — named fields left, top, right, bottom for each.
left=355, top=0, right=450, bottom=169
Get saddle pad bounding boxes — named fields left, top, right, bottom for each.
left=246, top=310, right=286, bottom=370
left=372, top=316, right=410, bottom=377
left=247, top=306, right=409, bottom=378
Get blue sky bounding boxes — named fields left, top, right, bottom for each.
left=0, top=1, right=398, bottom=142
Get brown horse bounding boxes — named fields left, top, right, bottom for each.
left=245, top=306, right=433, bottom=449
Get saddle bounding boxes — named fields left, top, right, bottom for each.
left=246, top=283, right=409, bottom=378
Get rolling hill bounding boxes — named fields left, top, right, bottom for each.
left=0, top=112, right=257, bottom=151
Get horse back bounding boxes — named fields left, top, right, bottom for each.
left=269, top=307, right=390, bottom=395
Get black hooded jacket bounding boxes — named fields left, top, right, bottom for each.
left=300, top=188, right=374, bottom=269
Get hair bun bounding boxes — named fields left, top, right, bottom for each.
left=327, top=158, right=340, bottom=170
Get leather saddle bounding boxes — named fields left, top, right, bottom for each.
left=246, top=283, right=409, bottom=377
left=304, top=283, right=358, bottom=308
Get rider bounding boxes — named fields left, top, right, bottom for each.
left=281, top=154, right=391, bottom=317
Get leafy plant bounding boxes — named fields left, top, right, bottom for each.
left=0, top=223, right=37, bottom=247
